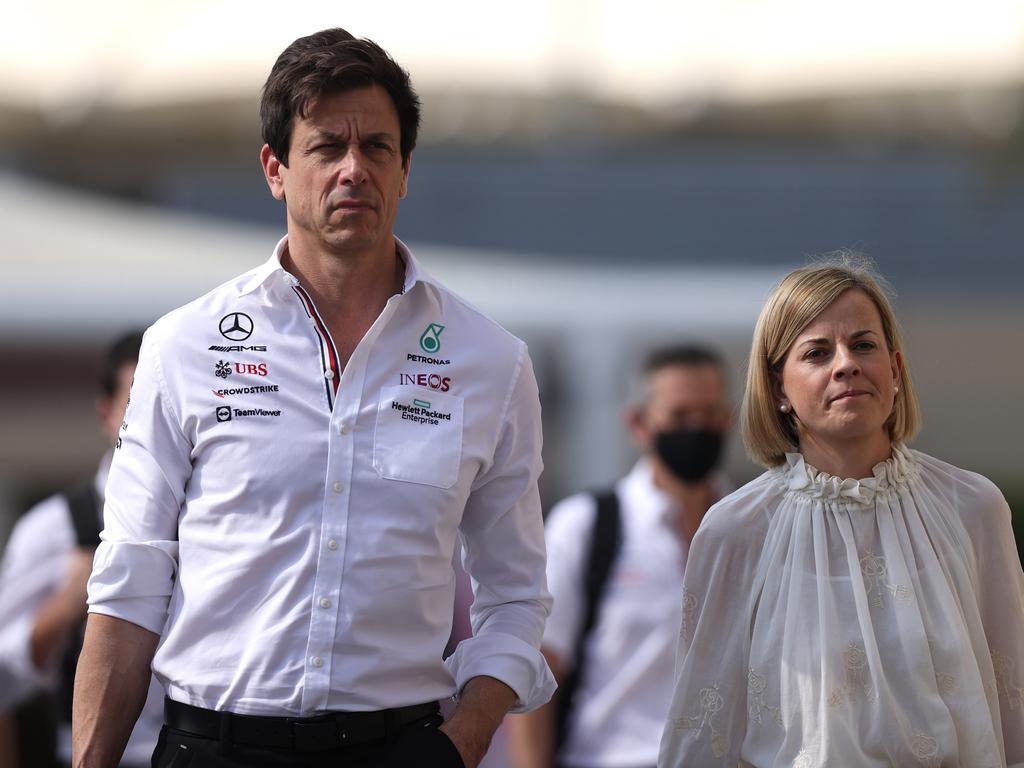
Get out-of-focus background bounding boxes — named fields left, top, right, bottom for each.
left=2, top=1, right=1022, bottom=541
left=2, top=4, right=1023, bottom=767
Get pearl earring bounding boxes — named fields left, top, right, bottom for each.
left=780, top=404, right=790, bottom=414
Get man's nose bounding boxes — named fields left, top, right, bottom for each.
left=338, top=148, right=368, bottom=185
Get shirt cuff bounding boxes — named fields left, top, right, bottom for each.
left=87, top=599, right=167, bottom=636
left=443, top=632, right=556, bottom=714
left=0, top=613, right=53, bottom=709
left=87, top=541, right=176, bottom=636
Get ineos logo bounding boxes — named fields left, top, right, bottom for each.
left=398, top=372, right=452, bottom=392
left=219, top=313, right=254, bottom=341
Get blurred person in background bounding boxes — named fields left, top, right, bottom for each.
left=0, top=713, right=16, bottom=765
left=73, top=27, right=553, bottom=768
left=508, top=345, right=732, bottom=768
left=660, top=259, right=1024, bottom=766
left=0, top=331, right=163, bottom=768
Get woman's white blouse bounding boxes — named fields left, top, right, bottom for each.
left=659, top=445, right=1024, bottom=767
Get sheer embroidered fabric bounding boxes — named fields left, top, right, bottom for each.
left=660, top=445, right=1024, bottom=767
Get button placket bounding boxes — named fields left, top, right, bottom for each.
left=301, top=291, right=402, bottom=713
left=303, top=370, right=362, bottom=712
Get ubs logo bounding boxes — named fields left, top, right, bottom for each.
left=215, top=361, right=269, bottom=377
left=219, top=313, right=254, bottom=341
left=235, top=362, right=268, bottom=376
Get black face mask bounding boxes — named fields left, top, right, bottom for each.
left=653, top=428, right=724, bottom=484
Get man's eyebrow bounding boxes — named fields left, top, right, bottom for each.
left=305, top=130, right=344, bottom=145
left=303, top=130, right=397, bottom=147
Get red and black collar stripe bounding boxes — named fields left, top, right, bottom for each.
left=291, top=285, right=340, bottom=410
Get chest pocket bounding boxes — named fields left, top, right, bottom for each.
left=373, top=385, right=464, bottom=489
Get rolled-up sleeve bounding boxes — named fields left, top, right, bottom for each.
left=444, top=345, right=555, bottom=713
left=0, top=498, right=70, bottom=709
left=0, top=612, right=50, bottom=709
left=87, top=328, right=192, bottom=635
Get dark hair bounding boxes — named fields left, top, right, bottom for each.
left=260, top=28, right=421, bottom=167
left=99, top=331, right=144, bottom=398
left=643, top=344, right=724, bottom=376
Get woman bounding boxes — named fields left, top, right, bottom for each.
left=659, top=259, right=1024, bottom=767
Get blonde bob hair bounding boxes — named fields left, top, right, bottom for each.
left=742, top=256, right=921, bottom=467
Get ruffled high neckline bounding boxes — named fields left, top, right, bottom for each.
left=781, top=443, right=916, bottom=504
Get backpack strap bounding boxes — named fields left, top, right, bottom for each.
left=64, top=481, right=102, bottom=549
left=57, top=480, right=102, bottom=721
left=553, top=488, right=622, bottom=755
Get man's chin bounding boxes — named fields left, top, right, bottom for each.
left=320, top=229, right=379, bottom=255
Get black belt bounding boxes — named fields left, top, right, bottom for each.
left=164, top=697, right=439, bottom=751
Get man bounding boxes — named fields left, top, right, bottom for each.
left=507, top=345, right=732, bottom=768
left=72, top=29, right=554, bottom=768
left=0, top=332, right=163, bottom=768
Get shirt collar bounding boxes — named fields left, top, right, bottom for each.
left=395, top=236, right=438, bottom=293
left=620, top=458, right=677, bottom=526
left=620, top=457, right=732, bottom=527
left=237, top=234, right=439, bottom=297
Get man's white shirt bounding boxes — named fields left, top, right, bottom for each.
left=88, top=236, right=554, bottom=716
left=543, top=460, right=722, bottom=768
left=0, top=455, right=163, bottom=765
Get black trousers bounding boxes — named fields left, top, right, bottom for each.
left=151, top=711, right=465, bottom=768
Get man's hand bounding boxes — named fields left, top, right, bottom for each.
left=30, top=547, right=95, bottom=668
left=439, top=676, right=517, bottom=768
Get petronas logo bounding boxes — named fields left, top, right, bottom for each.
left=419, top=323, right=445, bottom=354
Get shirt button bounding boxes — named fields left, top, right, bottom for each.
left=327, top=539, right=338, bottom=551
left=311, top=656, right=323, bottom=668
left=332, top=481, right=342, bottom=493
left=324, top=370, right=335, bottom=380
left=339, top=423, right=349, bottom=435
left=319, top=598, right=331, bottom=609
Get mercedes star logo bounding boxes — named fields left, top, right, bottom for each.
left=219, top=312, right=254, bottom=341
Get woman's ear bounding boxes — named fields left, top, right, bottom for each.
left=771, top=369, right=789, bottom=411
